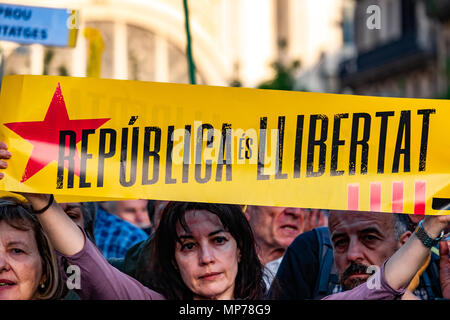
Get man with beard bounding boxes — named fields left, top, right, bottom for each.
left=329, top=211, right=412, bottom=291
left=268, top=210, right=443, bottom=299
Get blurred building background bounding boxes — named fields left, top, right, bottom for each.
left=1, top=0, right=449, bottom=99
left=0, top=0, right=345, bottom=88
left=337, top=0, right=450, bottom=98
left=297, top=0, right=450, bottom=99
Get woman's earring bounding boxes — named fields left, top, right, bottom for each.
left=40, top=283, right=45, bottom=289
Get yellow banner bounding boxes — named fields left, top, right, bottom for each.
left=0, top=75, right=449, bottom=215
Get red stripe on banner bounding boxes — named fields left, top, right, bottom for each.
left=392, top=182, right=404, bottom=213
left=414, top=181, right=426, bottom=215
left=370, top=183, right=381, bottom=212
left=347, top=184, right=359, bottom=210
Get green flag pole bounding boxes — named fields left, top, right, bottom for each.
left=183, top=0, right=196, bottom=84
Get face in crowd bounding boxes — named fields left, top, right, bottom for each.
left=328, top=210, right=411, bottom=290
left=0, top=199, right=61, bottom=300
left=105, top=200, right=151, bottom=229
left=152, top=202, right=264, bottom=300
left=0, top=221, right=43, bottom=299
left=245, top=206, right=304, bottom=264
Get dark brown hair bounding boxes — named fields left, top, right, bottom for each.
left=138, top=202, right=266, bottom=300
left=0, top=197, right=65, bottom=300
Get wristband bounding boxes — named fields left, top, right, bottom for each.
left=414, top=220, right=444, bottom=248
left=31, top=194, right=54, bottom=214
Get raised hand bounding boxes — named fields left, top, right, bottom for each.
left=385, top=214, right=450, bottom=291
left=422, top=214, right=450, bottom=239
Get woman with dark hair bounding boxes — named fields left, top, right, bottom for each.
left=140, top=202, right=265, bottom=299
left=0, top=197, right=65, bottom=300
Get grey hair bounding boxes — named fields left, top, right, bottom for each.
left=393, top=214, right=413, bottom=241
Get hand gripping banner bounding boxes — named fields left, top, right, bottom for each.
left=0, top=75, right=449, bottom=215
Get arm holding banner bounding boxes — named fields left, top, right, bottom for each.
left=0, top=142, right=165, bottom=299
left=22, top=193, right=85, bottom=255
left=384, top=215, right=449, bottom=292
left=18, top=192, right=165, bottom=300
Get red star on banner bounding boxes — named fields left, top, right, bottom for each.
left=4, top=83, right=110, bottom=183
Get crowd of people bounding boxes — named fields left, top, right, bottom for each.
left=0, top=141, right=449, bottom=300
